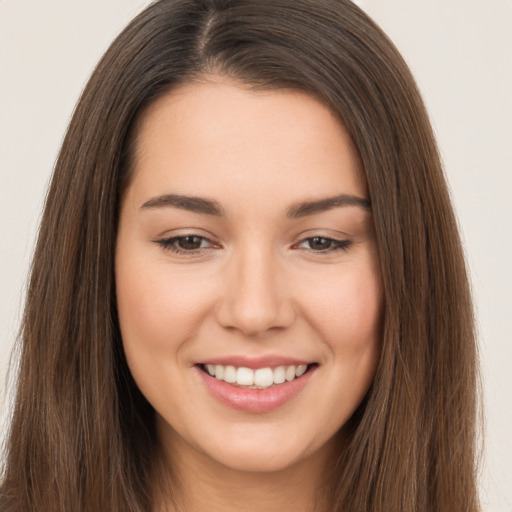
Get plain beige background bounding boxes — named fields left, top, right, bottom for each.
left=1, top=1, right=511, bottom=510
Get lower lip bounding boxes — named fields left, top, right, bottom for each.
left=196, top=366, right=316, bottom=413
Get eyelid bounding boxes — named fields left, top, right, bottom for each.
left=293, top=236, right=353, bottom=253
left=291, top=226, right=353, bottom=246
left=153, top=233, right=220, bottom=255
left=153, top=230, right=353, bottom=256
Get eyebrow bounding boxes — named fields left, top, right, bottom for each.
left=286, top=194, right=371, bottom=218
left=139, top=193, right=370, bottom=217
left=140, top=194, right=225, bottom=215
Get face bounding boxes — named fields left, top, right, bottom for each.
left=116, top=80, right=382, bottom=474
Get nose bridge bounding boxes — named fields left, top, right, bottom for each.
left=216, top=241, right=294, bottom=336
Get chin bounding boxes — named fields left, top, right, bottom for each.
left=207, top=444, right=306, bottom=474
left=176, top=419, right=337, bottom=476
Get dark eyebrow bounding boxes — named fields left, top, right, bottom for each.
left=140, top=193, right=370, bottom=218
left=286, top=194, right=371, bottom=218
left=140, top=194, right=225, bottom=216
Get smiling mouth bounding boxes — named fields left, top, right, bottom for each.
left=199, top=363, right=317, bottom=390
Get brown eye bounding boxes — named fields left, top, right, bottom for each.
left=308, top=237, right=334, bottom=251
left=296, top=237, right=352, bottom=253
left=155, top=234, right=215, bottom=254
left=177, top=235, right=204, bottom=250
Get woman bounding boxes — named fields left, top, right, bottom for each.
left=0, top=0, right=479, bottom=511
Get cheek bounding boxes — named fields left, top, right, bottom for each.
left=116, top=258, right=212, bottom=352
left=115, top=262, right=171, bottom=397
left=309, top=266, right=382, bottom=421
left=115, top=255, right=216, bottom=418
left=298, top=259, right=383, bottom=418
left=303, top=264, right=383, bottom=352
left=116, top=267, right=170, bottom=353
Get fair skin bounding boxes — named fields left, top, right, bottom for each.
left=116, top=79, right=383, bottom=512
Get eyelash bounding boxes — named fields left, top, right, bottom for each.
left=295, top=237, right=353, bottom=252
left=154, top=235, right=353, bottom=255
left=155, top=235, right=216, bottom=255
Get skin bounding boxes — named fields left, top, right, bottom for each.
left=116, top=79, right=383, bottom=512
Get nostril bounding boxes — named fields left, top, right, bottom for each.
left=216, top=300, right=296, bottom=336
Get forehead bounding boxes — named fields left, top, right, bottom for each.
left=127, top=80, right=367, bottom=211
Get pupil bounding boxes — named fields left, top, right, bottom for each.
left=180, top=236, right=202, bottom=250
left=310, top=237, right=331, bottom=250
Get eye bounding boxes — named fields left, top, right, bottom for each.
left=296, top=236, right=352, bottom=252
left=154, top=234, right=216, bottom=254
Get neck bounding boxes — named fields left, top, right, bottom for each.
left=152, top=428, right=338, bottom=512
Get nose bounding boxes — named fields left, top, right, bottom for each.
left=215, top=246, right=296, bottom=337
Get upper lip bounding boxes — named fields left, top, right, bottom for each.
left=196, top=355, right=314, bottom=369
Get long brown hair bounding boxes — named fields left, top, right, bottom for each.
left=1, top=1, right=479, bottom=510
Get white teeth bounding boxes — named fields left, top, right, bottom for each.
left=214, top=365, right=224, bottom=380
left=224, top=365, right=236, bottom=383
left=285, top=366, right=296, bottom=381
left=295, top=364, right=307, bottom=377
left=273, top=366, right=286, bottom=384
left=236, top=367, right=254, bottom=386
left=204, top=363, right=311, bottom=389
left=254, top=368, right=274, bottom=387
